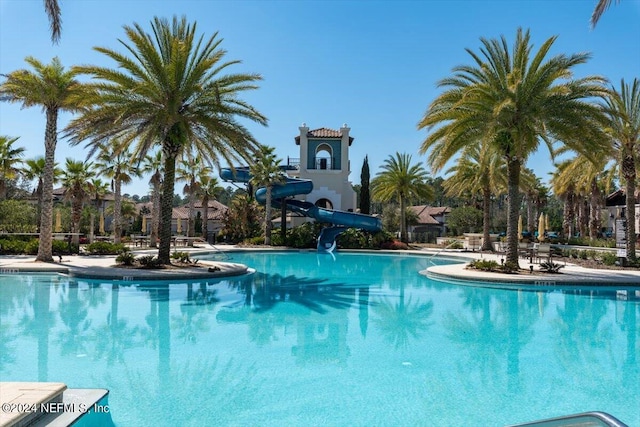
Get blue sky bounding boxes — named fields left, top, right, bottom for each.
left=1, top=0, right=639, bottom=197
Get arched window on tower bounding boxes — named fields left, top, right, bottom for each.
left=315, top=144, right=333, bottom=170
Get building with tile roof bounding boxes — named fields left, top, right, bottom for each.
left=406, top=205, right=451, bottom=243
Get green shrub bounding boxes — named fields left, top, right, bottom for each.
left=337, top=228, right=368, bottom=249
left=578, top=250, right=588, bottom=260
left=469, top=259, right=499, bottom=271
left=286, top=222, right=322, bottom=248
left=270, top=231, right=286, bottom=246
left=539, top=261, right=564, bottom=273
left=0, top=237, right=29, bottom=254
left=85, top=241, right=128, bottom=255
left=171, top=251, right=191, bottom=263
left=137, top=255, right=161, bottom=268
left=52, top=239, right=78, bottom=255
left=601, top=252, right=618, bottom=266
left=380, top=240, right=409, bottom=250
left=240, top=236, right=266, bottom=246
left=116, top=252, right=136, bottom=266
left=501, top=261, right=519, bottom=273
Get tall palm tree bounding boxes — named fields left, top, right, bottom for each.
left=61, top=158, right=94, bottom=245
left=0, top=57, right=86, bottom=262
left=44, top=0, right=62, bottom=43
left=93, top=140, right=140, bottom=244
left=197, top=174, right=224, bottom=242
left=249, top=145, right=285, bottom=246
left=177, top=155, right=208, bottom=243
left=22, top=157, right=62, bottom=232
left=87, top=178, right=109, bottom=243
left=66, top=16, right=267, bottom=264
left=441, top=143, right=507, bottom=251
left=140, top=151, right=163, bottom=248
left=371, top=152, right=433, bottom=243
left=602, top=78, right=640, bottom=260
left=591, top=0, right=622, bottom=28
left=0, top=136, right=25, bottom=199
left=418, top=28, right=610, bottom=266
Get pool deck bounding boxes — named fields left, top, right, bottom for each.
left=1, top=244, right=639, bottom=285
left=415, top=248, right=640, bottom=286
left=0, top=244, right=249, bottom=281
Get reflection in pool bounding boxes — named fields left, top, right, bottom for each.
left=0, top=251, right=638, bottom=426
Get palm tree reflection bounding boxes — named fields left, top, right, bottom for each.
left=372, top=281, right=433, bottom=350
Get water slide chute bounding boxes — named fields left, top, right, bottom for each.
left=220, top=167, right=382, bottom=252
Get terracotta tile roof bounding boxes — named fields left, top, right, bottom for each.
left=295, top=127, right=354, bottom=145
left=408, top=205, right=451, bottom=225
left=136, top=200, right=228, bottom=220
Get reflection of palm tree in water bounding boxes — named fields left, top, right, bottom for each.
left=444, top=288, right=537, bottom=393
left=16, top=276, right=54, bottom=380
left=57, top=279, right=91, bottom=357
left=372, top=281, right=433, bottom=350
left=93, top=284, right=141, bottom=365
left=172, top=282, right=218, bottom=343
left=552, top=290, right=638, bottom=397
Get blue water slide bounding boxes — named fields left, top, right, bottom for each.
left=220, top=167, right=382, bottom=252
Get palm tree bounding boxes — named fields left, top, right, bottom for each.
left=0, top=57, right=86, bottom=262
left=22, top=157, right=63, bottom=232
left=249, top=145, right=285, bottom=245
left=177, top=156, right=208, bottom=243
left=601, top=78, right=640, bottom=260
left=61, top=158, right=94, bottom=245
left=140, top=151, right=163, bottom=248
left=87, top=178, right=109, bottom=243
left=553, top=152, right=613, bottom=239
left=44, top=0, right=62, bottom=43
left=418, top=28, right=610, bottom=266
left=197, top=174, right=224, bottom=242
left=66, top=16, right=267, bottom=264
left=440, top=142, right=507, bottom=251
left=0, top=136, right=25, bottom=199
left=371, top=152, right=433, bottom=243
left=93, top=140, right=140, bottom=244
left=591, top=0, right=622, bottom=28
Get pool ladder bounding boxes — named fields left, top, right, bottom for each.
left=209, top=244, right=231, bottom=260
left=506, top=411, right=628, bottom=427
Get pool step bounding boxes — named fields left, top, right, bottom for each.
left=0, top=383, right=110, bottom=427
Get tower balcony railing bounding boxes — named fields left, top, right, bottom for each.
left=311, top=156, right=335, bottom=170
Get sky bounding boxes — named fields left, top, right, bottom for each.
left=1, top=0, right=639, bottom=198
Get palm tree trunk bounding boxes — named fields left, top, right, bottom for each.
left=399, top=195, right=407, bottom=243
left=36, top=108, right=57, bottom=262
left=150, top=178, right=161, bottom=248
left=589, top=178, right=600, bottom=240
left=526, top=193, right=535, bottom=234
left=89, top=209, right=95, bottom=244
left=505, top=158, right=521, bottom=267
left=113, top=178, right=122, bottom=244
left=623, top=149, right=637, bottom=260
left=562, top=190, right=575, bottom=238
left=71, top=191, right=82, bottom=246
left=264, top=186, right=272, bottom=245
left=201, top=194, right=209, bottom=241
left=481, top=182, right=492, bottom=251
left=158, top=152, right=177, bottom=264
left=187, top=184, right=195, bottom=246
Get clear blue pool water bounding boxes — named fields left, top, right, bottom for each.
left=0, top=250, right=638, bottom=426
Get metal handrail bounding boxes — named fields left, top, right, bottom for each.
left=506, top=411, right=628, bottom=427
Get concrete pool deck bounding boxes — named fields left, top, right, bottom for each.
left=0, top=244, right=249, bottom=281
left=0, top=244, right=639, bottom=285
left=415, top=248, right=640, bottom=286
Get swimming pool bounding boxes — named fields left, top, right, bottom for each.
left=0, top=251, right=638, bottom=426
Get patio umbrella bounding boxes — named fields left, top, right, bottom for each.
left=538, top=213, right=546, bottom=242
left=518, top=215, right=523, bottom=241
left=141, top=216, right=147, bottom=234
left=177, top=218, right=182, bottom=234
left=54, top=209, right=62, bottom=232
left=99, top=211, right=105, bottom=234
